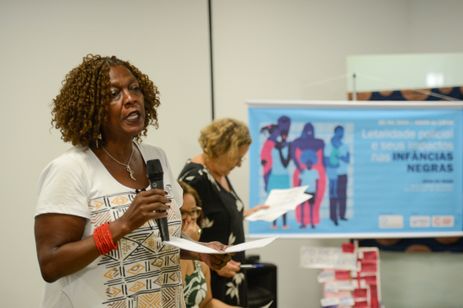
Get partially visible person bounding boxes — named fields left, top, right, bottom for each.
left=34, top=54, right=229, bottom=308
left=179, top=181, right=238, bottom=308
left=178, top=118, right=267, bottom=306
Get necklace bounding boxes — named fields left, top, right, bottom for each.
left=102, top=144, right=137, bottom=181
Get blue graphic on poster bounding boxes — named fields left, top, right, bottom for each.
left=248, top=102, right=463, bottom=237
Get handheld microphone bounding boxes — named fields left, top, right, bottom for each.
left=146, top=159, right=170, bottom=242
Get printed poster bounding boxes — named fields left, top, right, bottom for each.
left=248, top=101, right=463, bottom=237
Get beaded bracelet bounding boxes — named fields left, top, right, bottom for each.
left=93, top=223, right=117, bottom=255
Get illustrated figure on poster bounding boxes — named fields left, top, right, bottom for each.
left=298, top=150, right=319, bottom=228
left=260, top=115, right=292, bottom=229
left=292, top=122, right=326, bottom=228
left=324, top=125, right=350, bottom=226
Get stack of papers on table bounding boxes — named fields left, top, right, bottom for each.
left=245, top=186, right=311, bottom=222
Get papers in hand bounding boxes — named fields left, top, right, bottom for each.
left=246, top=186, right=311, bottom=222
left=164, top=236, right=277, bottom=254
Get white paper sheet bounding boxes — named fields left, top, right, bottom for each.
left=164, top=236, right=277, bottom=254
left=224, top=237, right=277, bottom=253
left=246, top=186, right=311, bottom=222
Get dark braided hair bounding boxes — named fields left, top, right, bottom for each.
left=51, top=54, right=160, bottom=147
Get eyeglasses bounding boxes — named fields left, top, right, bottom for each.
left=181, top=207, right=202, bottom=219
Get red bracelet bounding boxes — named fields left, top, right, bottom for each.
left=93, top=223, right=117, bottom=255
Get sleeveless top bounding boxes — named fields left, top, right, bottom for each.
left=183, top=260, right=207, bottom=308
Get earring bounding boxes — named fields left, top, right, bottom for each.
left=96, top=133, right=102, bottom=148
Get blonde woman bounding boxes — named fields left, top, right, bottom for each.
left=178, top=118, right=267, bottom=306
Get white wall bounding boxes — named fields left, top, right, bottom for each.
left=1, top=0, right=463, bottom=307
left=212, top=1, right=463, bottom=307
left=0, top=1, right=211, bottom=307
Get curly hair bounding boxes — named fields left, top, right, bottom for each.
left=199, top=118, right=252, bottom=159
left=51, top=54, right=160, bottom=147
